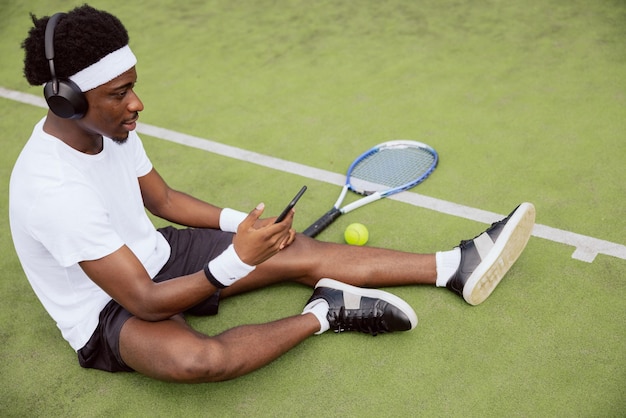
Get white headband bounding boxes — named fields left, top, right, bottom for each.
left=69, top=45, right=137, bottom=92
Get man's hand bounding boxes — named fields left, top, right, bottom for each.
left=232, top=203, right=297, bottom=266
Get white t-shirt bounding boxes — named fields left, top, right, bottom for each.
left=9, top=118, right=171, bottom=351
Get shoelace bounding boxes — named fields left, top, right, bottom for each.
left=458, top=217, right=507, bottom=249
left=329, top=306, right=390, bottom=336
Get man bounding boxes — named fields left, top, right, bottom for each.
left=10, top=5, right=535, bottom=383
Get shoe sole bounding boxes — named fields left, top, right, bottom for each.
left=315, top=278, right=418, bottom=330
left=463, top=202, right=536, bottom=305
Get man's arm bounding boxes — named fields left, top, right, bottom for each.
left=80, top=168, right=297, bottom=320
left=138, top=168, right=223, bottom=229
left=80, top=245, right=217, bottom=321
left=79, top=167, right=227, bottom=320
left=80, top=202, right=295, bottom=320
left=138, top=167, right=297, bottom=258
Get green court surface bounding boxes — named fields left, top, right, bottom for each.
left=1, top=1, right=624, bottom=416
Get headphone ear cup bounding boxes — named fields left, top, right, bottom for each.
left=43, top=78, right=88, bottom=119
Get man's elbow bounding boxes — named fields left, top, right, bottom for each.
left=122, top=295, right=173, bottom=322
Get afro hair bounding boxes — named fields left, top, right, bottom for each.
left=22, top=4, right=130, bottom=86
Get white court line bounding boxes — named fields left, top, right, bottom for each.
left=2, top=86, right=625, bottom=263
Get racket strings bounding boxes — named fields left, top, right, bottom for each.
left=349, top=147, right=436, bottom=192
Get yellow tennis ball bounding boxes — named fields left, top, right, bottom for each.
left=344, top=223, right=369, bottom=246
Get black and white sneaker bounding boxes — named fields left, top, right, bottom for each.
left=447, top=202, right=536, bottom=305
left=304, top=279, right=417, bottom=336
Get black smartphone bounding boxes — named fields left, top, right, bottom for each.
left=274, top=185, right=307, bottom=223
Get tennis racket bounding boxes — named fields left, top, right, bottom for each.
left=303, top=140, right=438, bottom=238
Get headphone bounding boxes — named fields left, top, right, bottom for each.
left=43, top=13, right=88, bottom=119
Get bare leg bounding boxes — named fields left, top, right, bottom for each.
left=118, top=204, right=534, bottom=382
left=222, top=234, right=437, bottom=298
left=118, top=234, right=433, bottom=382
left=119, top=234, right=438, bottom=382
left=119, top=312, right=320, bottom=383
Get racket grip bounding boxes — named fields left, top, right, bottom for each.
left=303, top=207, right=342, bottom=238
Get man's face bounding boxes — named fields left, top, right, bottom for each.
left=80, top=67, right=143, bottom=143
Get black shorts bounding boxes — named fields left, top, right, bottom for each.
left=77, top=226, right=234, bottom=373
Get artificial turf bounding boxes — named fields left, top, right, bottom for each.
left=1, top=0, right=624, bottom=416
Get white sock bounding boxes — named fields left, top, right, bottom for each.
left=435, top=248, right=461, bottom=287
left=302, top=299, right=330, bottom=335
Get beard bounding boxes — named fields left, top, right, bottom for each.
left=111, top=136, right=129, bottom=144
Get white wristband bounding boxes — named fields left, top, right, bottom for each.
left=207, top=244, right=256, bottom=287
left=219, top=208, right=247, bottom=233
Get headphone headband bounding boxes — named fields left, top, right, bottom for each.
left=44, top=13, right=65, bottom=94
left=44, top=13, right=64, bottom=61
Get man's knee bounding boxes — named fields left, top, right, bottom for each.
left=165, top=338, right=231, bottom=383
